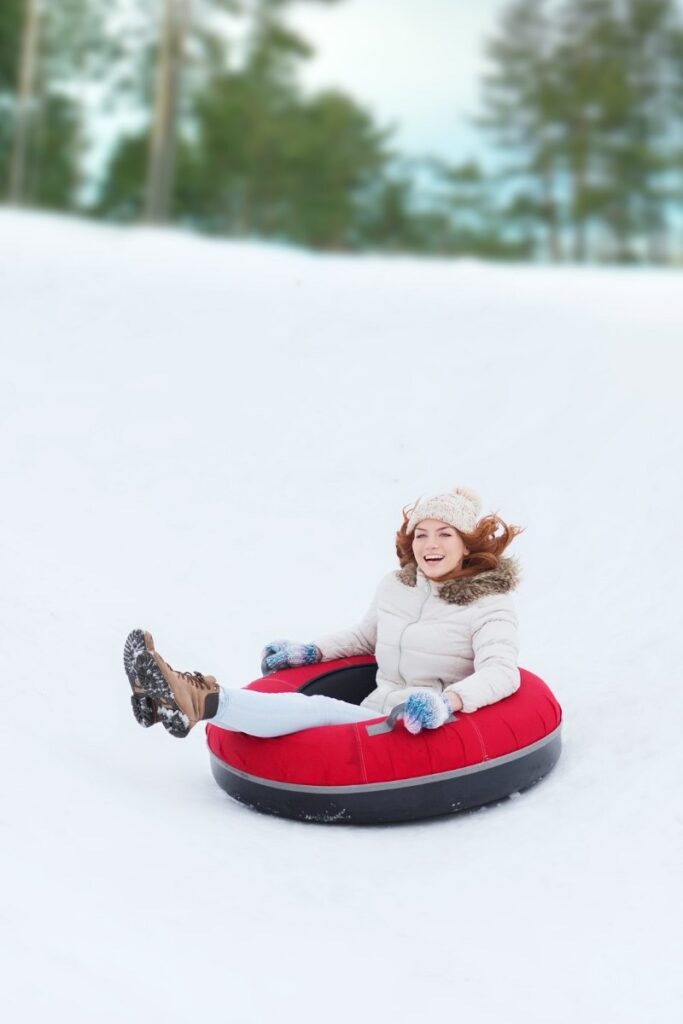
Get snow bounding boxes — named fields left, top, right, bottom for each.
left=1, top=208, right=681, bottom=1023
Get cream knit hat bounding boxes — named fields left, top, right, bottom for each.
left=406, top=485, right=483, bottom=535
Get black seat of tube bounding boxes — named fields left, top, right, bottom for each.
left=299, top=665, right=377, bottom=705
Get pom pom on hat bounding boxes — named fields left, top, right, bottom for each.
left=406, top=484, right=483, bottom=535
left=450, top=486, right=482, bottom=516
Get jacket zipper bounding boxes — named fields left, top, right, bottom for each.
left=396, top=578, right=432, bottom=686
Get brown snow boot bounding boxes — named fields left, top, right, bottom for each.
left=134, top=646, right=220, bottom=738
left=124, top=629, right=159, bottom=728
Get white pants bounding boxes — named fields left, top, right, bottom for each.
left=211, top=686, right=380, bottom=738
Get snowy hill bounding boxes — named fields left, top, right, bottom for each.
left=1, top=208, right=681, bottom=1023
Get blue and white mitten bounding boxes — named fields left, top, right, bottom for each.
left=402, top=691, right=452, bottom=735
left=261, top=640, right=322, bottom=675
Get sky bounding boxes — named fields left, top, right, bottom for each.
left=287, top=0, right=508, bottom=165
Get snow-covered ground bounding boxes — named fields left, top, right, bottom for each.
left=1, top=209, right=681, bottom=1023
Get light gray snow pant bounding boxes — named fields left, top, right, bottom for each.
left=211, top=686, right=380, bottom=738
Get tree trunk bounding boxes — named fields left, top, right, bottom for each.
left=143, top=0, right=191, bottom=224
left=570, top=160, right=588, bottom=263
left=539, top=161, right=562, bottom=262
left=7, top=0, right=42, bottom=205
left=570, top=110, right=589, bottom=263
left=607, top=204, right=632, bottom=262
left=645, top=194, right=668, bottom=264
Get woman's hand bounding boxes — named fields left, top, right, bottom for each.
left=445, top=691, right=464, bottom=712
left=402, top=691, right=453, bottom=734
left=260, top=641, right=322, bottom=675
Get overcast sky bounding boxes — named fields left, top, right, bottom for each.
left=286, top=0, right=508, bottom=164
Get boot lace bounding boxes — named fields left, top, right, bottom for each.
left=164, top=658, right=211, bottom=690
left=178, top=670, right=210, bottom=690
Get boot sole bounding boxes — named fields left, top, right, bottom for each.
left=123, top=629, right=159, bottom=728
left=134, top=650, right=192, bottom=738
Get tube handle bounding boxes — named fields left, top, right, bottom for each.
left=365, top=702, right=457, bottom=736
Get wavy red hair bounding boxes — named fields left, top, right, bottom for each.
left=395, top=499, right=525, bottom=582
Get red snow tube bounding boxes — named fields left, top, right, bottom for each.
left=206, top=656, right=562, bottom=824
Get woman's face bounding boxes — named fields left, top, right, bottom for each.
left=412, top=518, right=468, bottom=579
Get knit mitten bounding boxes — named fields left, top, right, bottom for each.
left=260, top=640, right=322, bottom=675
left=402, top=691, right=452, bottom=735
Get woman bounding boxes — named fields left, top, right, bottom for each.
left=124, top=485, right=524, bottom=739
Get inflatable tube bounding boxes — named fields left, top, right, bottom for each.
left=206, top=657, right=562, bottom=824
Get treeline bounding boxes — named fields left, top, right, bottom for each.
left=2, top=0, right=683, bottom=262
left=481, top=0, right=683, bottom=263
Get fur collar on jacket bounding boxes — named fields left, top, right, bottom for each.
left=395, top=555, right=521, bottom=606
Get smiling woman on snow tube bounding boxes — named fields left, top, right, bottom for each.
left=128, top=484, right=562, bottom=823
left=207, top=484, right=562, bottom=823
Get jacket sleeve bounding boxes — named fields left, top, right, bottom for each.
left=310, top=584, right=381, bottom=661
left=443, top=594, right=520, bottom=713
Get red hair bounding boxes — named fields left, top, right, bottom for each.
left=395, top=500, right=525, bottom=582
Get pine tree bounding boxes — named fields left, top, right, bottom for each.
left=558, top=0, right=682, bottom=262
left=2, top=0, right=110, bottom=208
left=353, top=169, right=422, bottom=252
left=6, top=0, right=41, bottom=203
left=144, top=0, right=193, bottom=223
left=97, top=0, right=389, bottom=248
left=667, top=10, right=683, bottom=260
left=480, top=0, right=683, bottom=262
left=141, top=0, right=341, bottom=224
left=0, top=0, right=24, bottom=91
left=616, top=0, right=680, bottom=261
left=275, top=89, right=390, bottom=248
left=479, top=0, right=564, bottom=260
left=553, top=0, right=624, bottom=261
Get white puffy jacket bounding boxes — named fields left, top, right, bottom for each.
left=311, top=557, right=521, bottom=715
